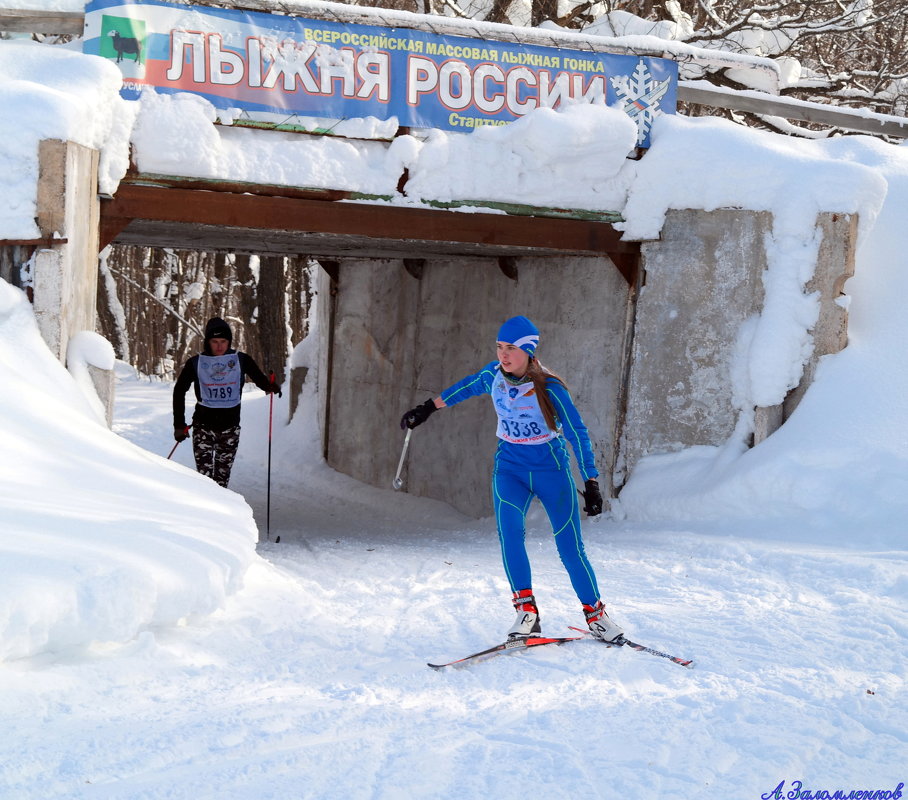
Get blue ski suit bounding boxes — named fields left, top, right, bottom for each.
left=440, top=361, right=601, bottom=606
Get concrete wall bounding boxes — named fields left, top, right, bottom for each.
left=325, top=255, right=633, bottom=517
left=620, top=209, right=857, bottom=477
left=621, top=209, right=768, bottom=469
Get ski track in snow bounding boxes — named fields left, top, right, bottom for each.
left=0, top=372, right=904, bottom=800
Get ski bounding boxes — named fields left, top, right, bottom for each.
left=428, top=635, right=583, bottom=669
left=568, top=626, right=694, bottom=668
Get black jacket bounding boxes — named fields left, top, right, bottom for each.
left=173, top=350, right=272, bottom=432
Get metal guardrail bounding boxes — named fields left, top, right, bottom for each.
left=678, top=82, right=908, bottom=139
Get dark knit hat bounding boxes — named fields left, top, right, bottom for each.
left=204, top=317, right=232, bottom=345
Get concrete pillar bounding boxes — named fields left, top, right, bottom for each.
left=779, top=212, right=857, bottom=421
left=621, top=209, right=769, bottom=473
left=752, top=213, right=857, bottom=443
left=621, top=209, right=858, bottom=475
left=88, top=363, right=116, bottom=427
left=32, top=139, right=102, bottom=363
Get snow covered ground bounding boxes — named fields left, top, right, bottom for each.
left=0, top=361, right=904, bottom=799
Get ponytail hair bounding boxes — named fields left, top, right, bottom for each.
left=526, top=358, right=567, bottom=432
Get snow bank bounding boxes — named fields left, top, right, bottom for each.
left=403, top=102, right=637, bottom=210
left=0, top=40, right=135, bottom=238
left=131, top=91, right=405, bottom=196
left=621, top=114, right=886, bottom=242
left=0, top=281, right=259, bottom=661
left=130, top=90, right=639, bottom=210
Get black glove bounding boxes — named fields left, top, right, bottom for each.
left=174, top=425, right=190, bottom=442
left=583, top=479, right=603, bottom=517
left=269, top=380, right=282, bottom=398
left=400, top=398, right=437, bottom=430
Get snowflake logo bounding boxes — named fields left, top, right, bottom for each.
left=610, top=60, right=671, bottom=146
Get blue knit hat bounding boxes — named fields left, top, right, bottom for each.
left=497, top=316, right=539, bottom=356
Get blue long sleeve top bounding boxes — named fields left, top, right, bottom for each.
left=440, top=361, right=599, bottom=480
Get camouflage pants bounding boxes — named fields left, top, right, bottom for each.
left=192, top=424, right=241, bottom=488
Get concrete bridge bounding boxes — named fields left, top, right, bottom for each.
left=0, top=133, right=857, bottom=517
left=0, top=2, right=868, bottom=516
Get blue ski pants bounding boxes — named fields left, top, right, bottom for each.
left=492, top=468, right=600, bottom=606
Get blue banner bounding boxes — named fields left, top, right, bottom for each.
left=83, top=0, right=677, bottom=145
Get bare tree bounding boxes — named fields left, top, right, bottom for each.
left=663, top=0, right=908, bottom=118
left=97, top=246, right=312, bottom=382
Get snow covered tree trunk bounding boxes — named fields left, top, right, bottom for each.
left=256, top=255, right=287, bottom=386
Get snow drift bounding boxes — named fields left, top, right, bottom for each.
left=0, top=280, right=259, bottom=661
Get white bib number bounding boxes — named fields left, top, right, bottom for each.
left=198, top=354, right=242, bottom=408
left=492, top=371, right=557, bottom=445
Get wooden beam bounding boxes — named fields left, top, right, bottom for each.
left=0, top=238, right=67, bottom=247
left=98, top=216, right=133, bottom=251
left=611, top=251, right=639, bottom=286
left=123, top=173, right=354, bottom=202
left=0, top=9, right=84, bottom=34
left=124, top=173, right=623, bottom=223
left=101, top=183, right=638, bottom=259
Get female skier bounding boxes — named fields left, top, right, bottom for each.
left=400, top=315, right=623, bottom=643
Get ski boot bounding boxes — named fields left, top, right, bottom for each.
left=583, top=600, right=624, bottom=643
left=507, top=589, right=541, bottom=640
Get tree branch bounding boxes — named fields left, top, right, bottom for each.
left=106, top=265, right=205, bottom=339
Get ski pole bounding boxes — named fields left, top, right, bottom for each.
left=267, top=371, right=275, bottom=542
left=167, top=425, right=191, bottom=459
left=392, top=427, right=412, bottom=490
